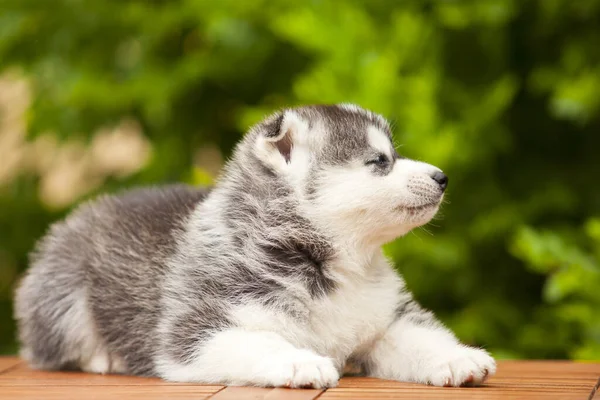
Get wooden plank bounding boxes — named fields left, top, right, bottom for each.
left=0, top=358, right=21, bottom=375
left=0, top=385, right=223, bottom=400
left=336, top=376, right=597, bottom=389
left=208, top=386, right=323, bottom=400
left=319, top=388, right=590, bottom=400
left=493, top=360, right=600, bottom=378
left=209, top=386, right=274, bottom=400
left=329, top=384, right=594, bottom=394
left=0, top=363, right=197, bottom=386
left=264, top=388, right=324, bottom=400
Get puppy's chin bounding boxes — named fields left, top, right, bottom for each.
left=365, top=204, right=440, bottom=245
left=397, top=201, right=441, bottom=227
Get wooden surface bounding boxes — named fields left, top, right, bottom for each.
left=0, top=357, right=598, bottom=399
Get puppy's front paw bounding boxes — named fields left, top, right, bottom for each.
left=424, top=346, right=496, bottom=387
left=263, top=350, right=340, bottom=389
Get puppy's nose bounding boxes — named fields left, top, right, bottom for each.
left=431, top=171, right=448, bottom=191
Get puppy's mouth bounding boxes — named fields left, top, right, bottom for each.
left=397, top=200, right=441, bottom=212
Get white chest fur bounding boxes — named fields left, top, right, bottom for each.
left=303, top=267, right=401, bottom=364
left=232, top=256, right=401, bottom=367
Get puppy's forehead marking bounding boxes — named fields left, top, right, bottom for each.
left=367, top=126, right=393, bottom=158
left=289, top=104, right=394, bottom=164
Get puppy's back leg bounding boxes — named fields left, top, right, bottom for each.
left=14, top=226, right=125, bottom=375
left=155, top=329, right=340, bottom=388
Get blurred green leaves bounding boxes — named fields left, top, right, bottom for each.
left=510, top=223, right=600, bottom=360
left=1, top=0, right=599, bottom=360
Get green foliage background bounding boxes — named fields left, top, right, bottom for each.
left=1, top=0, right=599, bottom=360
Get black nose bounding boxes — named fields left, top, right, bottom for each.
left=431, top=171, right=448, bottom=191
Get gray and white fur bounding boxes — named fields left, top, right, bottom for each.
left=14, top=104, right=495, bottom=388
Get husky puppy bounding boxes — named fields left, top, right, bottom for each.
left=14, top=104, right=495, bottom=388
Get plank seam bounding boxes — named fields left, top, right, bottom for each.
left=206, top=385, right=227, bottom=399
left=588, top=376, right=600, bottom=400
left=314, top=387, right=329, bottom=399
left=0, top=361, right=23, bottom=376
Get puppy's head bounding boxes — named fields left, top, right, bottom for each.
left=250, top=104, right=447, bottom=245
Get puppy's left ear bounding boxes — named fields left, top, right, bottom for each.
left=255, top=110, right=309, bottom=169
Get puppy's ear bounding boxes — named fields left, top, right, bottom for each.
left=256, top=110, right=308, bottom=169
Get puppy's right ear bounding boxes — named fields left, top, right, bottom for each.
left=255, top=110, right=309, bottom=171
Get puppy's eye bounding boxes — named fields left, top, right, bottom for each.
left=366, top=154, right=389, bottom=166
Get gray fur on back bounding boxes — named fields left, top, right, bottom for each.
left=15, top=185, right=209, bottom=375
